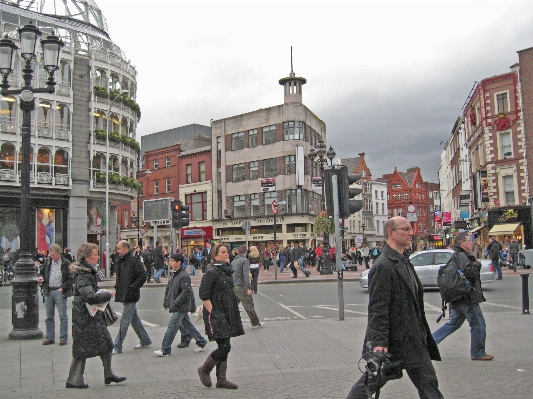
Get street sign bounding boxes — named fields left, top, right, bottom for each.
left=242, top=221, right=251, bottom=231
left=271, top=200, right=279, bottom=215
left=140, top=228, right=146, bottom=236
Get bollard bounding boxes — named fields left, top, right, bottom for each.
left=521, top=273, right=530, bottom=314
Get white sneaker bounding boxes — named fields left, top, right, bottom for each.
left=194, top=342, right=208, bottom=352
left=134, top=343, right=152, bottom=349
left=153, top=349, right=169, bottom=357
left=252, top=322, right=265, bottom=329
left=112, top=349, right=119, bottom=355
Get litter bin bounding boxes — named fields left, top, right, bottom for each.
left=520, top=249, right=533, bottom=269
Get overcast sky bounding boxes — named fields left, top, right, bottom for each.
left=97, top=0, right=533, bottom=182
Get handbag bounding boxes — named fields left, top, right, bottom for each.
left=103, top=302, right=118, bottom=326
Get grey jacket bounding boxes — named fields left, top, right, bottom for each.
left=231, top=254, right=251, bottom=290
left=452, top=246, right=485, bottom=305
left=163, top=268, right=195, bottom=314
left=509, top=241, right=520, bottom=254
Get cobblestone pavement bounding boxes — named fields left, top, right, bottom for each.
left=1, top=267, right=532, bottom=398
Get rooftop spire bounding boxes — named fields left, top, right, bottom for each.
left=279, top=47, right=306, bottom=104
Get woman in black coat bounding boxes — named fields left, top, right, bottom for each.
left=197, top=243, right=244, bottom=389
left=66, top=243, right=126, bottom=389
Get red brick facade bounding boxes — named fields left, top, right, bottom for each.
left=518, top=48, right=533, bottom=199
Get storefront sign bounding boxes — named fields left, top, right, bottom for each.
left=460, top=191, right=470, bottom=206
left=497, top=209, right=519, bottom=223
left=442, top=212, right=452, bottom=225
left=312, top=177, right=322, bottom=190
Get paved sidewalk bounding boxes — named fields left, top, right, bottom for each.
left=1, top=267, right=532, bottom=398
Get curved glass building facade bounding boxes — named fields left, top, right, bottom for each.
left=0, top=0, right=139, bottom=255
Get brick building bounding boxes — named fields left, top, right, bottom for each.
left=382, top=167, right=429, bottom=246
left=463, top=70, right=530, bottom=247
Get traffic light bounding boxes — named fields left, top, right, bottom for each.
left=171, top=200, right=190, bottom=229
left=323, top=166, right=363, bottom=218
left=337, top=166, right=363, bottom=219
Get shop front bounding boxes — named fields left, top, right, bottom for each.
left=180, top=226, right=213, bottom=255
left=487, top=206, right=531, bottom=249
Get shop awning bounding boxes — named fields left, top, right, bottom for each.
left=488, top=223, right=521, bottom=235
left=469, top=226, right=484, bottom=234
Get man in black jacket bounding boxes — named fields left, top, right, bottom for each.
left=38, top=244, right=72, bottom=345
left=346, top=217, right=443, bottom=399
left=287, top=242, right=298, bottom=278
left=141, top=245, right=154, bottom=282
left=112, top=240, right=152, bottom=354
left=487, top=236, right=502, bottom=279
left=432, top=232, right=493, bottom=361
left=200, top=242, right=213, bottom=273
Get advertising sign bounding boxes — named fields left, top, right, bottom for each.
left=143, top=198, right=171, bottom=222
left=442, top=211, right=452, bottom=225
left=460, top=190, right=471, bottom=206
left=88, top=200, right=106, bottom=232
left=312, top=177, right=322, bottom=191
left=480, top=171, right=489, bottom=203
left=36, top=208, right=55, bottom=254
left=261, top=178, right=276, bottom=192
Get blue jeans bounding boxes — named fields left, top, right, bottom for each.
left=492, top=258, right=502, bottom=279
left=190, top=263, right=196, bottom=275
left=432, top=302, right=487, bottom=359
left=153, top=268, right=164, bottom=282
left=44, top=290, right=68, bottom=341
left=113, top=302, right=152, bottom=352
left=161, top=312, right=206, bottom=354
left=279, top=260, right=286, bottom=272
left=298, top=256, right=305, bottom=269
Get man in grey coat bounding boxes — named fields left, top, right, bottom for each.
left=231, top=245, right=264, bottom=328
left=432, top=231, right=493, bottom=361
left=346, top=217, right=443, bottom=399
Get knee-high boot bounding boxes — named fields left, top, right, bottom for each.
left=198, top=355, right=217, bottom=387
left=215, top=360, right=238, bottom=389
left=66, top=357, right=87, bottom=388
left=101, top=353, right=127, bottom=385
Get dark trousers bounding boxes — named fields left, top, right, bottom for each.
left=346, top=351, right=443, bottom=399
left=145, top=263, right=152, bottom=281
left=289, top=260, right=298, bottom=277
left=250, top=268, right=259, bottom=293
left=210, top=337, right=231, bottom=362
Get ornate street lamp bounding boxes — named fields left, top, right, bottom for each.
left=105, top=88, right=128, bottom=278
left=0, top=22, right=64, bottom=340
left=137, top=156, right=151, bottom=247
left=308, top=140, right=336, bottom=275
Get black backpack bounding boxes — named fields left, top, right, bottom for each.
left=436, top=252, right=472, bottom=323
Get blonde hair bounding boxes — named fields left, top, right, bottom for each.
left=249, top=246, right=259, bottom=258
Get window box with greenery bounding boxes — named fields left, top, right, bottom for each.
left=93, top=86, right=142, bottom=121
left=94, top=129, right=107, bottom=142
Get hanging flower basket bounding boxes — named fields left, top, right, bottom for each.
left=314, top=210, right=335, bottom=235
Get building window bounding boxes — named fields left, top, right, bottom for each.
left=199, top=162, right=206, bottom=182
left=140, top=183, right=144, bottom=196
left=186, top=192, right=207, bottom=221
left=153, top=159, right=158, bottom=169
left=249, top=129, right=258, bottom=148
left=381, top=191, right=384, bottom=200
left=363, top=182, right=371, bottom=194
left=502, top=175, right=515, bottom=205
left=264, top=191, right=278, bottom=215
left=232, top=132, right=244, bottom=150
left=217, top=136, right=222, bottom=161
left=154, top=180, right=159, bottom=195
left=387, top=193, right=390, bottom=201
left=287, top=189, right=308, bottom=214
left=234, top=195, right=246, bottom=217
left=251, top=193, right=260, bottom=216
left=186, top=164, right=192, bottom=183
left=166, top=177, right=171, bottom=193
left=500, top=132, right=512, bottom=158
left=165, top=156, right=170, bottom=167
left=263, top=158, right=277, bottom=178
left=233, top=163, right=245, bottom=182
left=123, top=209, right=129, bottom=228
left=381, top=203, right=384, bottom=215
left=375, top=202, right=379, bottom=214
left=285, top=155, right=296, bottom=174
left=364, top=198, right=372, bottom=211
left=375, top=190, right=378, bottom=198
left=496, top=92, right=509, bottom=114
left=249, top=161, right=259, bottom=180
left=404, top=192, right=409, bottom=200
left=263, top=125, right=276, bottom=145
left=283, top=121, right=305, bottom=140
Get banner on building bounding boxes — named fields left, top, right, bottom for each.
left=261, top=178, right=276, bottom=192
left=442, top=211, right=452, bottom=225
left=36, top=208, right=55, bottom=255
left=88, top=200, right=106, bottom=233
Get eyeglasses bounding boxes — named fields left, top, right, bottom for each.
left=392, top=227, right=413, bottom=233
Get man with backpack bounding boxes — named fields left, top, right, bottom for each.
left=432, top=232, right=493, bottom=361
left=487, top=236, right=502, bottom=280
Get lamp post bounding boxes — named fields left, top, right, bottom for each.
left=136, top=156, right=150, bottom=247
left=361, top=223, right=365, bottom=245
left=307, top=140, right=336, bottom=275
left=105, top=88, right=129, bottom=278
left=0, top=23, right=64, bottom=339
